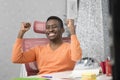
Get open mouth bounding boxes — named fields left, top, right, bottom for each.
left=48, top=33, right=56, bottom=37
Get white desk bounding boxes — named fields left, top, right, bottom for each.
left=29, top=71, right=112, bottom=80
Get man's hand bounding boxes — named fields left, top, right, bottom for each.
left=66, top=19, right=76, bottom=35
left=17, top=22, right=31, bottom=38
left=20, top=22, right=31, bottom=33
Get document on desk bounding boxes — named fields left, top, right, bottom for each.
left=39, top=71, right=72, bottom=80
left=70, top=67, right=101, bottom=78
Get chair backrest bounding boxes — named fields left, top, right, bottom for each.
left=22, top=21, right=70, bottom=76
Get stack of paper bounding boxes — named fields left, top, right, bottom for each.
left=70, top=67, right=101, bottom=78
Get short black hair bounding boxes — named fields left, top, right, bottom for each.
left=46, top=16, right=64, bottom=29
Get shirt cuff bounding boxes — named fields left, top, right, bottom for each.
left=71, top=34, right=77, bottom=40
left=15, top=38, right=23, bottom=43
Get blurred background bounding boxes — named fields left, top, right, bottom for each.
left=0, top=0, right=112, bottom=80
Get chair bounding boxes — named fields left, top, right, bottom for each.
left=21, top=21, right=71, bottom=76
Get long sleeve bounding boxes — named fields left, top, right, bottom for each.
left=70, top=35, right=82, bottom=61
left=12, top=38, right=36, bottom=63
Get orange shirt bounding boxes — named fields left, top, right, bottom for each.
left=12, top=35, right=82, bottom=74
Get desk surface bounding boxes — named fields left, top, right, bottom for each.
left=29, top=71, right=112, bottom=80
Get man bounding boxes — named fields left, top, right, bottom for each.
left=12, top=16, right=82, bottom=75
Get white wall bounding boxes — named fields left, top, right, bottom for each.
left=76, top=0, right=110, bottom=62
left=0, top=0, right=66, bottom=80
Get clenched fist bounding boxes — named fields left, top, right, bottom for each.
left=17, top=22, right=31, bottom=38
left=20, top=22, right=31, bottom=32
left=66, top=19, right=76, bottom=35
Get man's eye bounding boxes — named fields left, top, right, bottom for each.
left=46, top=25, right=58, bottom=29
left=52, top=25, right=57, bottom=28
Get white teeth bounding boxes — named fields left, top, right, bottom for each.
left=49, top=33, right=55, bottom=36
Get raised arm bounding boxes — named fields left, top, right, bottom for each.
left=66, top=19, right=82, bottom=61
left=12, top=22, right=36, bottom=63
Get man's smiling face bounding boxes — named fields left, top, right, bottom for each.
left=45, top=19, right=64, bottom=41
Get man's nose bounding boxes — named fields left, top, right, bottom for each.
left=49, top=27, right=53, bottom=31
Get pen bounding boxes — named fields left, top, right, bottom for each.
left=42, top=75, right=52, bottom=78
